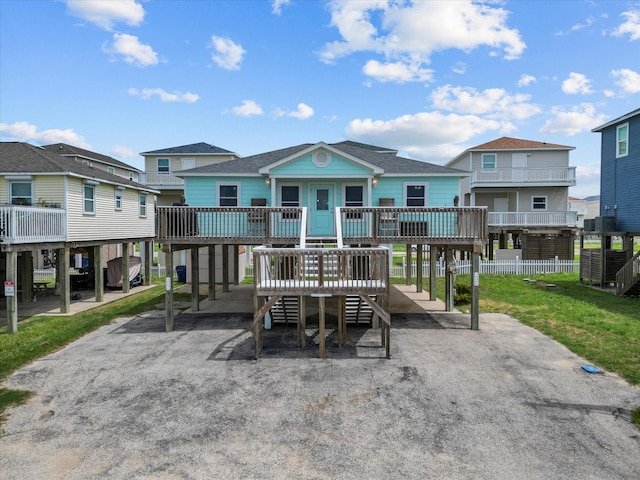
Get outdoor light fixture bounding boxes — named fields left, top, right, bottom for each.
left=265, top=177, right=271, bottom=187
left=372, top=177, right=378, bottom=187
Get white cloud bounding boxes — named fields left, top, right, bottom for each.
left=0, top=121, right=92, bottom=149
left=538, top=103, right=606, bottom=136
left=610, top=68, right=640, bottom=93
left=210, top=36, right=246, bottom=70
left=287, top=103, right=315, bottom=120
left=231, top=100, right=263, bottom=117
left=518, top=74, right=536, bottom=87
left=272, top=0, right=291, bottom=16
left=65, top=0, right=145, bottom=31
left=128, top=88, right=199, bottom=103
left=345, top=111, right=502, bottom=157
left=431, top=85, right=541, bottom=120
left=111, top=145, right=136, bottom=158
left=561, top=72, right=593, bottom=95
left=612, top=10, right=640, bottom=41
left=555, top=16, right=595, bottom=36
left=362, top=60, right=433, bottom=83
left=452, top=62, right=466, bottom=75
left=105, top=33, right=159, bottom=67
left=320, top=0, right=525, bottom=84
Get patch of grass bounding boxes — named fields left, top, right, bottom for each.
left=632, top=407, right=640, bottom=429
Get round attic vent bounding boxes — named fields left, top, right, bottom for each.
left=313, top=150, right=331, bottom=167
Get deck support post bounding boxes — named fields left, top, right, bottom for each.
left=222, top=244, right=230, bottom=293
left=21, top=250, right=34, bottom=304
left=429, top=245, right=437, bottom=301
left=208, top=245, right=216, bottom=300
left=165, top=247, right=174, bottom=332
left=143, top=241, right=153, bottom=286
left=191, top=247, right=200, bottom=312
left=471, top=246, right=480, bottom=330
left=405, top=243, right=412, bottom=286
left=94, top=245, right=104, bottom=302
left=58, top=246, right=70, bottom=314
left=234, top=245, right=239, bottom=285
left=445, top=247, right=454, bottom=312
left=122, top=243, right=130, bottom=294
left=318, top=295, right=326, bottom=358
left=416, top=243, right=423, bottom=293
left=5, top=250, right=18, bottom=333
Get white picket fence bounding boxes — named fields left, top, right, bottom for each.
left=392, top=256, right=579, bottom=278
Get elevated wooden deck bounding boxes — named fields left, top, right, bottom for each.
left=252, top=246, right=390, bottom=359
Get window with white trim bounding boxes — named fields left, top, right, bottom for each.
left=280, top=185, right=300, bottom=220
left=532, top=196, right=547, bottom=210
left=139, top=193, right=147, bottom=217
left=482, top=153, right=497, bottom=169
left=83, top=185, right=95, bottom=214
left=157, top=158, right=170, bottom=173
left=344, top=185, right=364, bottom=220
left=405, top=184, right=427, bottom=207
left=115, top=189, right=122, bottom=211
left=128, top=171, right=134, bottom=180
left=107, top=167, right=115, bottom=174
left=617, top=123, right=629, bottom=158
left=10, top=182, right=33, bottom=205
left=218, top=184, right=239, bottom=206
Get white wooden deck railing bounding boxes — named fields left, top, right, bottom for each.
left=337, top=206, right=488, bottom=246
left=0, top=205, right=67, bottom=245
left=138, top=171, right=184, bottom=186
left=471, top=167, right=576, bottom=185
left=488, top=211, right=578, bottom=227
left=253, top=246, right=389, bottom=296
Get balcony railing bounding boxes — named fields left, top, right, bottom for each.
left=471, top=167, right=576, bottom=186
left=139, top=171, right=184, bottom=187
left=337, top=207, right=488, bottom=246
left=488, top=211, right=578, bottom=228
left=0, top=205, right=67, bottom=246
left=156, top=206, right=306, bottom=245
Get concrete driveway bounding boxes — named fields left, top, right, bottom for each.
left=1, top=284, right=639, bottom=479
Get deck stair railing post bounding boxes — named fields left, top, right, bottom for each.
left=616, top=249, right=640, bottom=296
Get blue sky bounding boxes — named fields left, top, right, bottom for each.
left=1, top=0, right=639, bottom=198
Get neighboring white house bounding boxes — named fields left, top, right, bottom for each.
left=446, top=137, right=578, bottom=259
left=1, top=142, right=158, bottom=329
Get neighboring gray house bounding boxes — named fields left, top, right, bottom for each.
left=446, top=137, right=578, bottom=260
left=139, top=142, right=240, bottom=206
left=44, top=143, right=142, bottom=182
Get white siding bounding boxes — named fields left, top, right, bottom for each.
left=66, top=179, right=155, bottom=241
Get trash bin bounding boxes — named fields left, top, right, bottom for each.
left=176, top=265, right=187, bottom=283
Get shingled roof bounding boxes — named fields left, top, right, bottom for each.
left=468, top=137, right=574, bottom=151
left=140, top=142, right=238, bottom=156
left=43, top=143, right=140, bottom=172
left=1, top=142, right=156, bottom=192
left=178, top=141, right=468, bottom=176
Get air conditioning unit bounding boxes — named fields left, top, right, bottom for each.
left=595, top=216, right=616, bottom=232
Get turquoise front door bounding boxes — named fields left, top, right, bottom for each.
left=310, top=184, right=335, bottom=236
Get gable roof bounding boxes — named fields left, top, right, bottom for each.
left=43, top=143, right=141, bottom=172
left=591, top=108, right=640, bottom=132
left=140, top=142, right=238, bottom=156
left=1, top=142, right=157, bottom=192
left=178, top=141, right=468, bottom=177
left=468, top=137, right=574, bottom=151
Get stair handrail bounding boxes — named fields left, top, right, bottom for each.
left=616, top=249, right=640, bottom=296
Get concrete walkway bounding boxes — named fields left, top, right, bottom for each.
left=1, top=284, right=639, bottom=479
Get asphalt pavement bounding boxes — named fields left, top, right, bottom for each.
left=1, top=284, right=639, bottom=479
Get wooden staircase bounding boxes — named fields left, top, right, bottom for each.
left=616, top=250, right=640, bottom=296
